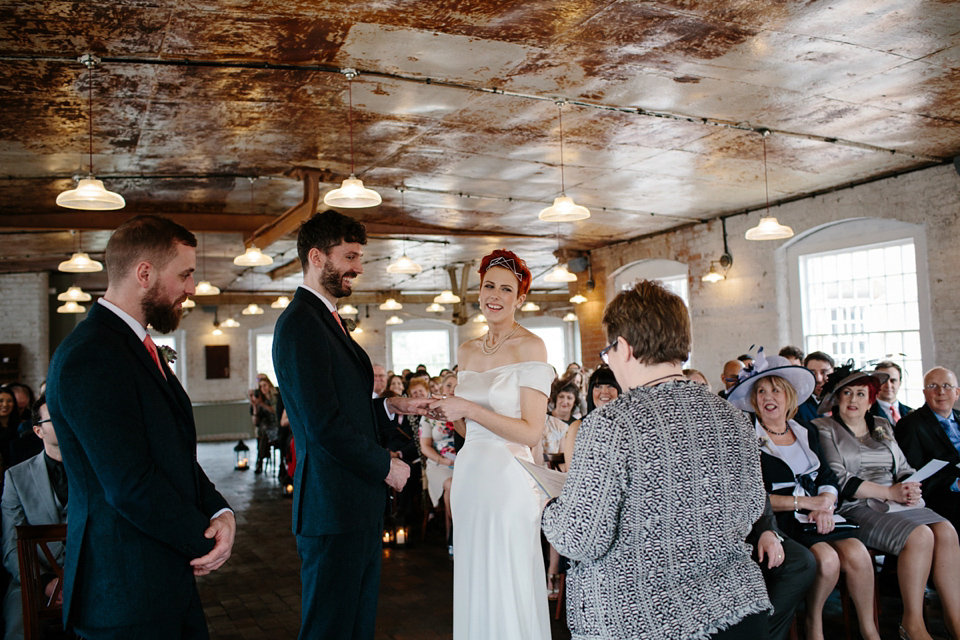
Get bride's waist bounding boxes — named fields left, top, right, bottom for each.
left=463, top=425, right=532, bottom=460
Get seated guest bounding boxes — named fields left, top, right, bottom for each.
left=683, top=368, right=711, bottom=390
left=560, top=365, right=620, bottom=473
left=871, top=360, right=912, bottom=426
left=542, top=378, right=579, bottom=458
left=778, top=345, right=805, bottom=366
left=728, top=354, right=880, bottom=640
left=5, top=384, right=35, bottom=435
left=383, top=374, right=406, bottom=398
left=749, top=496, right=816, bottom=640
left=738, top=353, right=755, bottom=369
left=543, top=280, right=771, bottom=639
left=717, top=359, right=744, bottom=399
left=428, top=376, right=442, bottom=397
left=796, top=351, right=834, bottom=422
left=372, top=364, right=388, bottom=399
left=895, top=367, right=960, bottom=528
left=418, top=383, right=456, bottom=552
left=815, top=367, right=960, bottom=640
left=0, top=388, right=21, bottom=473
left=2, top=394, right=68, bottom=640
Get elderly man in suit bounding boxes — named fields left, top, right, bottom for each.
left=273, top=209, right=430, bottom=640
left=895, top=367, right=960, bottom=527
left=47, top=215, right=234, bottom=639
left=2, top=394, right=67, bottom=640
left=870, top=360, right=913, bottom=426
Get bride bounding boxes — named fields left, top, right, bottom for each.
left=428, top=249, right=553, bottom=639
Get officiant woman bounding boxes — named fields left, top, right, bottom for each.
left=542, top=280, right=771, bottom=639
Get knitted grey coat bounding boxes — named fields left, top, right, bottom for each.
left=542, top=380, right=771, bottom=639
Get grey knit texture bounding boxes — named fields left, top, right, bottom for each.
left=542, top=380, right=771, bottom=639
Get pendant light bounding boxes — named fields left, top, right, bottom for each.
left=539, top=101, right=590, bottom=222
left=385, top=315, right=404, bottom=326
left=59, top=230, right=104, bottom=273
left=569, top=293, right=587, bottom=304
left=270, top=295, right=290, bottom=309
left=56, top=54, right=125, bottom=211
left=435, top=290, right=461, bottom=304
left=473, top=314, right=487, bottom=323
left=222, top=317, right=241, bottom=328
left=56, top=300, right=86, bottom=314
left=242, top=303, right=264, bottom=315
left=323, top=69, right=382, bottom=208
left=745, top=130, right=794, bottom=241
left=702, top=218, right=734, bottom=283
left=339, top=304, right=359, bottom=316
left=701, top=264, right=726, bottom=283
left=544, top=224, right=577, bottom=283
left=386, top=189, right=422, bottom=274
left=194, top=233, right=220, bottom=295
left=520, top=301, right=540, bottom=312
left=562, top=312, right=578, bottom=322
left=426, top=302, right=445, bottom=313
left=380, top=298, right=402, bottom=311
left=181, top=298, right=196, bottom=309
left=234, top=178, right=274, bottom=266
left=57, top=285, right=92, bottom=302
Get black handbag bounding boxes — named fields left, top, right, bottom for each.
left=798, top=521, right=860, bottom=542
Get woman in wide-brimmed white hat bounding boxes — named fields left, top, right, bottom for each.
left=728, top=353, right=880, bottom=640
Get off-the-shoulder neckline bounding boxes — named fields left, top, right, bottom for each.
left=459, top=361, right=552, bottom=375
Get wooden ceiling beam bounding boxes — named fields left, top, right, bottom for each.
left=245, top=167, right=321, bottom=249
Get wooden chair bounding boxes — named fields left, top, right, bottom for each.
left=16, top=523, right=67, bottom=640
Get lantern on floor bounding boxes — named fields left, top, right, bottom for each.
left=234, top=439, right=250, bottom=470
left=282, top=482, right=294, bottom=497
left=382, top=527, right=394, bottom=547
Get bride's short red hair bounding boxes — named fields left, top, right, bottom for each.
left=478, top=249, right=531, bottom=296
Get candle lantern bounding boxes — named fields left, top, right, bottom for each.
left=234, top=439, right=250, bottom=470
left=382, top=527, right=394, bottom=547
left=382, top=519, right=409, bottom=548
left=282, top=483, right=294, bottom=497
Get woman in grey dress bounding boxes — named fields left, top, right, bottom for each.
left=814, top=368, right=960, bottom=640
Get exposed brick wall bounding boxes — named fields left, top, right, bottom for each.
left=0, top=272, right=49, bottom=389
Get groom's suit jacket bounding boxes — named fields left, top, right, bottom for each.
left=47, top=303, right=229, bottom=630
left=273, top=288, right=392, bottom=536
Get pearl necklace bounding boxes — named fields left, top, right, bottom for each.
left=481, top=322, right=521, bottom=355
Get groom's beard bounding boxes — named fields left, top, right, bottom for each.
left=142, top=282, right=184, bottom=334
left=321, top=261, right=358, bottom=298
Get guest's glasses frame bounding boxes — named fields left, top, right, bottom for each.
left=599, top=339, right=618, bottom=365
left=925, top=383, right=957, bottom=392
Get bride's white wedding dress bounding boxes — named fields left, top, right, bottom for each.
left=450, top=361, right=554, bottom=639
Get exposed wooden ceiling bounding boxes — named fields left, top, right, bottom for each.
left=1, top=0, right=959, bottom=299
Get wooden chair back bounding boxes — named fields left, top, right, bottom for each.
left=16, top=523, right=67, bottom=640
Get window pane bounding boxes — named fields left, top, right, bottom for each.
left=391, top=330, right=451, bottom=375
left=526, top=326, right=566, bottom=375
left=255, top=334, right=278, bottom=387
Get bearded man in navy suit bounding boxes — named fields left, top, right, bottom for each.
left=47, top=215, right=234, bottom=639
left=273, top=210, right=430, bottom=640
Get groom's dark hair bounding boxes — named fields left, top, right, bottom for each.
left=297, top=209, right=368, bottom=271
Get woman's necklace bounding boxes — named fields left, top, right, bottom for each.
left=481, top=322, right=521, bottom=355
left=760, top=421, right=789, bottom=437
left=640, top=373, right=686, bottom=387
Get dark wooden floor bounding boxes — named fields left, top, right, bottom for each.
left=195, top=441, right=951, bottom=639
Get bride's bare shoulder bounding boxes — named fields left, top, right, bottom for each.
left=513, top=328, right=547, bottom=361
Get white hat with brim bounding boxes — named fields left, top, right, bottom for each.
left=816, top=370, right=889, bottom=415
left=726, top=354, right=816, bottom=413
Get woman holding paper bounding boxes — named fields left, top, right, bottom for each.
left=427, top=249, right=552, bottom=639
left=726, top=354, right=879, bottom=640
left=815, top=367, right=960, bottom=640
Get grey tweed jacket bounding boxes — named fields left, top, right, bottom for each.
left=542, top=380, right=771, bottom=640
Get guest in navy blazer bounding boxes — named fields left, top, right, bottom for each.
left=47, top=215, right=234, bottom=639
left=272, top=210, right=429, bottom=640
left=870, top=360, right=912, bottom=426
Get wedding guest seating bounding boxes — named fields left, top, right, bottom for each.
left=16, top=523, right=67, bottom=640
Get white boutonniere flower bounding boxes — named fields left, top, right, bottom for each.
left=157, top=345, right=178, bottom=365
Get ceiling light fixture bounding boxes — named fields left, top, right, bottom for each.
left=563, top=312, right=578, bottom=322
left=745, top=129, right=794, bottom=241
left=57, top=285, right=92, bottom=302
left=473, top=314, right=487, bottom=323
left=222, top=317, right=241, bottom=328
left=242, top=303, right=264, bottom=315
left=56, top=300, right=86, bottom=314
left=544, top=224, right=578, bottom=283
left=426, top=302, right=445, bottom=313
left=379, top=298, right=402, bottom=311
left=520, top=301, right=540, bottom=312
left=339, top=304, right=359, bottom=316
left=270, top=295, right=290, bottom=309
left=323, top=69, right=382, bottom=208
left=56, top=54, right=125, bottom=211
left=385, top=315, right=403, bottom=326
left=181, top=298, right=196, bottom=308
left=569, top=293, right=587, bottom=304
left=702, top=217, right=734, bottom=283
left=539, top=100, right=590, bottom=222
left=234, top=178, right=274, bottom=266
left=59, top=231, right=103, bottom=273
left=195, top=233, right=220, bottom=295
left=434, top=290, right=460, bottom=304
left=386, top=188, right=422, bottom=274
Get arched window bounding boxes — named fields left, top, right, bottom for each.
left=388, top=318, right=458, bottom=374
left=784, top=218, right=933, bottom=408
left=518, top=316, right=580, bottom=375
left=608, top=259, right=689, bottom=307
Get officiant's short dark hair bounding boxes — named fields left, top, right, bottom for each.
left=603, top=280, right=691, bottom=366
left=297, top=209, right=367, bottom=270
left=106, top=215, right=197, bottom=283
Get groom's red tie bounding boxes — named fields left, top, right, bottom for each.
left=143, top=334, right=167, bottom=379
left=331, top=309, right=347, bottom=335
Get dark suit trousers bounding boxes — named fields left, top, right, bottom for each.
left=297, top=522, right=383, bottom=640
left=758, top=538, right=816, bottom=640
left=74, top=584, right=207, bottom=640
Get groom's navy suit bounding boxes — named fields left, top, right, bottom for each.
left=47, top=303, right=229, bottom=638
left=273, top=287, right=393, bottom=640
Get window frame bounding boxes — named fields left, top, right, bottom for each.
left=386, top=318, right=459, bottom=374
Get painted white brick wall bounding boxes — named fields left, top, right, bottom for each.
left=593, top=164, right=960, bottom=386
left=0, top=272, right=49, bottom=389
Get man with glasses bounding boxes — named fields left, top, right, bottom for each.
left=895, top=367, right=960, bottom=527
left=2, top=394, right=68, bottom=640
left=717, top=359, right=744, bottom=400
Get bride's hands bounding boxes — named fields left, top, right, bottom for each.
left=428, top=396, right=471, bottom=422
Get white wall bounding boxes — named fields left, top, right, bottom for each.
left=0, top=272, right=49, bottom=389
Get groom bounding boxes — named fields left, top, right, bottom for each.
left=273, top=209, right=429, bottom=640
